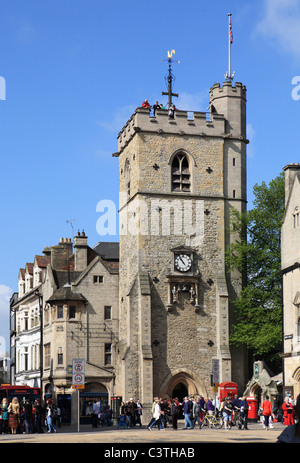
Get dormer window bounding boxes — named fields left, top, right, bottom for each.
left=171, top=153, right=191, bottom=192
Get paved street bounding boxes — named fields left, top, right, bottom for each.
left=0, top=420, right=285, bottom=444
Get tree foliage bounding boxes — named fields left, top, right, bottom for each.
left=226, top=173, right=285, bottom=358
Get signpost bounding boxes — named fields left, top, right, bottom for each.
left=72, top=359, right=85, bottom=432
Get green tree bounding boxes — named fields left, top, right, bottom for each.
left=226, top=173, right=285, bottom=359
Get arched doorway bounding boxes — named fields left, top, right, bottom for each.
left=159, top=369, right=207, bottom=399
left=172, top=382, right=188, bottom=401
left=250, top=383, right=262, bottom=407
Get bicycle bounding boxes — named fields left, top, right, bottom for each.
left=202, top=412, right=223, bottom=429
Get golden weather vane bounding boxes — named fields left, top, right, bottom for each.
left=162, top=50, right=180, bottom=108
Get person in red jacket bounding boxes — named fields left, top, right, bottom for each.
left=261, top=395, right=273, bottom=430
left=282, top=397, right=295, bottom=426
left=141, top=99, right=150, bottom=108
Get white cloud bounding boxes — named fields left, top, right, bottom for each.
left=0, top=285, right=12, bottom=355
left=256, top=0, right=300, bottom=62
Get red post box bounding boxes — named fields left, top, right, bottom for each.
left=246, top=396, right=258, bottom=421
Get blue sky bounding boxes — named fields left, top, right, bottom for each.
left=0, top=0, right=299, bottom=352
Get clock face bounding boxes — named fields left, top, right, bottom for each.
left=174, top=254, right=192, bottom=272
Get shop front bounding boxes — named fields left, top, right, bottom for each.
left=79, top=391, right=109, bottom=424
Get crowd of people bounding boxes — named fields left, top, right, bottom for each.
left=118, top=393, right=300, bottom=435
left=0, top=396, right=61, bottom=434
left=141, top=99, right=177, bottom=118
left=146, top=395, right=246, bottom=431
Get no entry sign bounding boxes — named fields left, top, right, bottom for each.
left=72, top=359, right=85, bottom=388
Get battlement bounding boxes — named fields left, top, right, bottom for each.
left=117, top=107, right=227, bottom=154
left=116, top=81, right=247, bottom=154
left=210, top=81, right=247, bottom=99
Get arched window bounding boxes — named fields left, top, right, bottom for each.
left=171, top=153, right=190, bottom=192
left=298, top=318, right=300, bottom=342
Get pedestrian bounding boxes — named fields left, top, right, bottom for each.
left=34, top=399, right=44, bottom=433
left=127, top=399, right=135, bottom=427
left=46, top=400, right=57, bottom=433
left=192, top=397, right=202, bottom=429
left=182, top=397, right=194, bottom=429
left=282, top=397, right=295, bottom=426
left=124, top=402, right=131, bottom=428
left=223, top=396, right=233, bottom=430
left=206, top=396, right=214, bottom=415
left=8, top=397, right=20, bottom=434
left=261, top=395, right=273, bottom=430
left=170, top=398, right=178, bottom=430
left=134, top=399, right=143, bottom=427
left=0, top=397, right=9, bottom=434
left=239, top=396, right=249, bottom=430
left=199, top=395, right=205, bottom=423
left=24, top=398, right=33, bottom=433
left=277, top=395, right=300, bottom=443
left=147, top=397, right=158, bottom=429
left=148, top=400, right=164, bottom=430
left=92, top=400, right=100, bottom=428
left=160, top=398, right=168, bottom=428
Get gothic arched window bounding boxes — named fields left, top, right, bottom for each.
left=171, top=153, right=191, bottom=192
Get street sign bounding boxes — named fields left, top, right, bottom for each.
left=72, top=359, right=85, bottom=388
left=212, top=359, right=220, bottom=384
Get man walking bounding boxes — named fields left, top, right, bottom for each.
left=183, top=397, right=194, bottom=429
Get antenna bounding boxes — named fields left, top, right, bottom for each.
left=224, top=13, right=235, bottom=82
left=161, top=50, right=180, bottom=108
left=66, top=218, right=77, bottom=241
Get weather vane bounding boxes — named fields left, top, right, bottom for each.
left=161, top=49, right=180, bottom=108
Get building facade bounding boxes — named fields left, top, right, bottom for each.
left=281, top=163, right=300, bottom=399
left=11, top=233, right=119, bottom=424
left=114, top=80, right=248, bottom=418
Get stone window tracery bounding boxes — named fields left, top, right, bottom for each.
left=171, top=153, right=191, bottom=192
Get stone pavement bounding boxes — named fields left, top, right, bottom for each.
left=0, top=420, right=285, bottom=444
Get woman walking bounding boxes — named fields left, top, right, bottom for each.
left=8, top=397, right=20, bottom=434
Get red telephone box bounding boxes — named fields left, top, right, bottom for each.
left=219, top=382, right=238, bottom=401
left=246, top=396, right=258, bottom=421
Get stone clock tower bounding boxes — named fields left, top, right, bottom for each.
left=114, top=78, right=248, bottom=418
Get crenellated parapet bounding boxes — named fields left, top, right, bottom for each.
left=116, top=81, right=247, bottom=155
left=117, top=107, right=227, bottom=154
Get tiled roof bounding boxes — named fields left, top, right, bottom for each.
left=46, top=286, right=87, bottom=303
left=93, top=242, right=119, bottom=260
left=35, top=255, right=51, bottom=268
left=25, top=263, right=33, bottom=274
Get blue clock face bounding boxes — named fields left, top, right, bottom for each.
left=175, top=254, right=192, bottom=272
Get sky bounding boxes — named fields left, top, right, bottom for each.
left=0, top=0, right=300, bottom=354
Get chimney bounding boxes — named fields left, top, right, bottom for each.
left=283, top=163, right=300, bottom=206
left=51, top=238, right=73, bottom=271
left=74, top=230, right=88, bottom=271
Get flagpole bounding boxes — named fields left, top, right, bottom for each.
left=225, top=13, right=234, bottom=82
left=228, top=13, right=231, bottom=80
